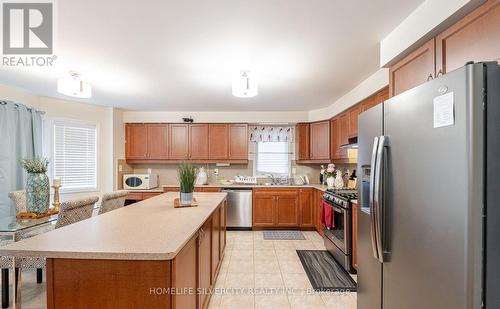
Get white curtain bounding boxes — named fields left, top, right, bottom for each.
left=0, top=101, right=44, bottom=217
left=249, top=126, right=294, bottom=143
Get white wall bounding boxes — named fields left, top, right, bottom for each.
left=308, top=69, right=389, bottom=122
left=1, top=84, right=120, bottom=201
left=123, top=110, right=308, bottom=124
left=380, top=0, right=484, bottom=67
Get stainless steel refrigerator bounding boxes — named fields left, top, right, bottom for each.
left=357, top=62, right=500, bottom=309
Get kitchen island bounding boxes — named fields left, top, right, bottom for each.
left=0, top=192, right=227, bottom=309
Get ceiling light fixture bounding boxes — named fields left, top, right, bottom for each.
left=57, top=71, right=92, bottom=98
left=232, top=70, right=258, bottom=98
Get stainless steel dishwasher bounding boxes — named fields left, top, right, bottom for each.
left=222, top=188, right=252, bottom=229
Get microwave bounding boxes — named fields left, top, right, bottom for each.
left=123, top=174, right=158, bottom=190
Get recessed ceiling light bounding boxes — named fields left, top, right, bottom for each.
left=57, top=71, right=92, bottom=98
left=232, top=70, right=258, bottom=98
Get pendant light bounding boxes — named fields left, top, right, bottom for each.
left=57, top=71, right=92, bottom=98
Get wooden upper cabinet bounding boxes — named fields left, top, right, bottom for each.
left=361, top=95, right=378, bottom=112
left=348, top=106, right=361, bottom=138
left=389, top=38, right=436, bottom=97
left=169, top=124, right=189, bottom=160
left=330, top=118, right=341, bottom=160
left=436, top=0, right=500, bottom=74
left=189, top=124, right=209, bottom=160
left=339, top=113, right=349, bottom=147
left=209, top=124, right=229, bottom=160
left=125, top=124, right=148, bottom=159
left=310, top=121, right=330, bottom=160
left=228, top=124, right=248, bottom=160
left=147, top=124, right=169, bottom=160
left=296, top=123, right=310, bottom=161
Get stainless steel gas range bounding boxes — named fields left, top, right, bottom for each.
left=322, top=188, right=357, bottom=273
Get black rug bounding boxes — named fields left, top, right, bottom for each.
left=296, top=250, right=357, bottom=292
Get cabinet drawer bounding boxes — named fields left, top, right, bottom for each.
left=126, top=192, right=143, bottom=200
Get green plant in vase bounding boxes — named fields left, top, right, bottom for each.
left=21, top=157, right=50, bottom=214
left=178, top=162, right=198, bottom=205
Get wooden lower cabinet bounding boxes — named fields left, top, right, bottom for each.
left=163, top=187, right=222, bottom=193
left=211, top=207, right=221, bottom=283
left=126, top=191, right=161, bottom=201
left=198, top=219, right=212, bottom=309
left=352, top=202, right=358, bottom=271
left=275, top=191, right=299, bottom=227
left=314, top=189, right=325, bottom=236
left=172, top=236, right=198, bottom=309
left=220, top=201, right=227, bottom=255
left=253, top=192, right=276, bottom=227
left=299, top=189, right=314, bottom=228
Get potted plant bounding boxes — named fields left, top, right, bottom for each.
left=324, top=163, right=337, bottom=188
left=21, top=157, right=50, bottom=214
left=178, top=162, right=197, bottom=205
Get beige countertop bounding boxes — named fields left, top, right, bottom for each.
left=162, top=183, right=330, bottom=192
left=0, top=192, right=226, bottom=261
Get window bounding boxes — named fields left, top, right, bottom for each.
left=255, top=142, right=290, bottom=176
left=53, top=120, right=97, bottom=192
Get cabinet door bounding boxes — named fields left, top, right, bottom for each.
left=125, top=124, right=148, bottom=160
left=352, top=202, right=359, bottom=270
left=310, top=121, right=330, bottom=160
left=172, top=236, right=197, bottom=309
left=299, top=189, right=314, bottom=227
left=436, top=0, right=500, bottom=74
left=389, top=39, right=436, bottom=97
left=169, top=124, right=189, bottom=160
left=220, top=201, right=226, bottom=255
left=228, top=124, right=248, bottom=160
left=275, top=192, right=299, bottom=227
left=209, top=124, right=229, bottom=160
left=330, top=118, right=340, bottom=160
left=253, top=193, right=275, bottom=227
left=189, top=124, right=209, bottom=160
left=198, top=221, right=212, bottom=309
left=211, top=206, right=221, bottom=283
left=147, top=124, right=169, bottom=159
left=296, top=123, right=310, bottom=161
left=348, top=106, right=360, bottom=138
left=339, top=113, right=349, bottom=146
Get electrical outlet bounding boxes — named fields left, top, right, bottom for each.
left=213, top=168, right=219, bottom=175
left=147, top=168, right=152, bottom=174
left=118, top=164, right=123, bottom=172
left=292, top=167, right=297, bottom=175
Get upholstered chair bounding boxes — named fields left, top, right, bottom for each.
left=8, top=191, right=27, bottom=214
left=1, top=196, right=99, bottom=307
left=98, top=190, right=129, bottom=215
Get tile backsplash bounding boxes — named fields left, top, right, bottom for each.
left=118, top=160, right=357, bottom=188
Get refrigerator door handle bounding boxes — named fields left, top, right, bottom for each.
left=369, top=137, right=380, bottom=260
left=374, top=135, right=388, bottom=263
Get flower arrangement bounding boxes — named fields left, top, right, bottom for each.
left=21, top=157, right=49, bottom=173
left=324, top=163, right=337, bottom=178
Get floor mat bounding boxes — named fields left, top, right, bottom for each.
left=296, top=250, right=357, bottom=292
left=262, top=230, right=306, bottom=240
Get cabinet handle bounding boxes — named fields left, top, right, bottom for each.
left=427, top=73, right=433, bottom=81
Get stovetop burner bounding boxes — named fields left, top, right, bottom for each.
left=323, top=188, right=357, bottom=208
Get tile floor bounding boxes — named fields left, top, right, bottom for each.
left=1, top=230, right=357, bottom=309
left=208, top=230, right=357, bottom=309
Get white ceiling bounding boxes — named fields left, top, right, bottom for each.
left=0, top=0, right=424, bottom=111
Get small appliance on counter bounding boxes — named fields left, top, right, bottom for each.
left=123, top=174, right=158, bottom=190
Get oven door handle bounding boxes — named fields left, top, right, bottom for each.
left=369, top=137, right=380, bottom=261
left=374, top=135, right=388, bottom=263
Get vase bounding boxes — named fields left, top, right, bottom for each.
left=326, top=176, right=335, bottom=188
left=180, top=192, right=193, bottom=205
left=26, top=172, right=50, bottom=214
left=334, top=173, right=344, bottom=189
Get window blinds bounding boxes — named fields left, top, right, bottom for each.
left=53, top=121, right=97, bottom=192
left=255, top=142, right=290, bottom=175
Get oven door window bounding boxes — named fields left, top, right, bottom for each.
left=125, top=177, right=143, bottom=187
left=331, top=207, right=345, bottom=242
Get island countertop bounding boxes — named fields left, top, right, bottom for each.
left=0, top=192, right=227, bottom=261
